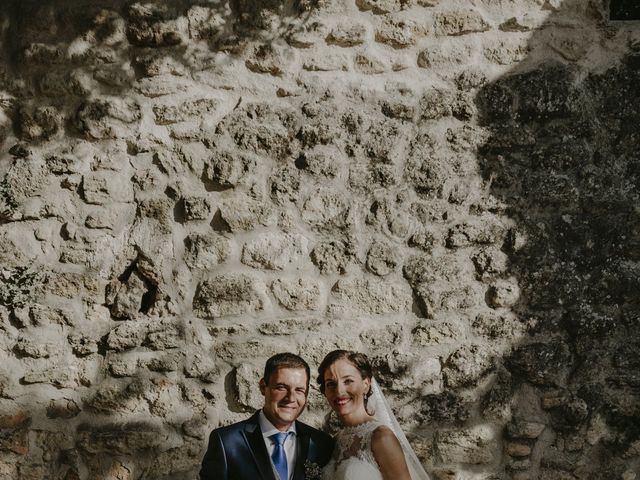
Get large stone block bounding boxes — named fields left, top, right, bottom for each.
left=329, top=277, right=412, bottom=315
left=219, top=196, right=276, bottom=231
left=82, top=171, right=134, bottom=205
left=193, top=274, right=265, bottom=318
left=184, top=234, right=231, bottom=269
left=434, top=10, right=490, bottom=36
left=234, top=362, right=263, bottom=410
left=270, top=277, right=322, bottom=311
left=302, top=187, right=350, bottom=229
left=443, top=343, right=494, bottom=388
left=153, top=98, right=218, bottom=125
left=75, top=98, right=141, bottom=139
left=203, top=150, right=259, bottom=188
left=241, top=233, right=309, bottom=270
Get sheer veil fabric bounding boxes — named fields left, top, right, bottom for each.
left=367, top=378, right=430, bottom=480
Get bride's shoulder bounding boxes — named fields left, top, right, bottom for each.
left=370, top=424, right=401, bottom=450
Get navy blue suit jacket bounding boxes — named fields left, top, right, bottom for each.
left=199, top=411, right=334, bottom=480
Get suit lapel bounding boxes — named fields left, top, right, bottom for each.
left=293, top=421, right=311, bottom=480
left=242, top=413, right=277, bottom=480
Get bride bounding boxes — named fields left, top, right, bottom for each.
left=317, top=350, right=430, bottom=480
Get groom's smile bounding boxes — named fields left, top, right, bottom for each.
left=259, top=367, right=309, bottom=431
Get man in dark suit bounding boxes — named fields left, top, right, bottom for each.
left=200, top=352, right=334, bottom=480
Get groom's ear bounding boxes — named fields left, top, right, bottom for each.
left=259, top=377, right=267, bottom=396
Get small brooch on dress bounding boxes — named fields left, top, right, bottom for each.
left=304, top=460, right=322, bottom=480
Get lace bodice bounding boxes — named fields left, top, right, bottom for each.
left=323, top=420, right=384, bottom=480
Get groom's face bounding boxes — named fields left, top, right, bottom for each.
left=259, top=367, right=308, bottom=431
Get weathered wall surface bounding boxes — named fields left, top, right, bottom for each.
left=0, top=0, right=638, bottom=478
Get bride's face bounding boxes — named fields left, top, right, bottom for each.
left=322, top=358, right=371, bottom=419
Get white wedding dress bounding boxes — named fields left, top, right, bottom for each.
left=322, top=420, right=385, bottom=480
left=322, top=379, right=430, bottom=480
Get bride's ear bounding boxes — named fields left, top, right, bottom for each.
left=363, top=377, right=372, bottom=398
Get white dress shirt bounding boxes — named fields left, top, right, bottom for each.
left=259, top=410, right=297, bottom=480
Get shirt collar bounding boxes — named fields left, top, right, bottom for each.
left=259, top=409, right=297, bottom=438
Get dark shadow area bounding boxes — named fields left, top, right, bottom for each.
left=0, top=0, right=315, bottom=144
left=475, top=1, right=640, bottom=477
left=610, top=0, right=640, bottom=20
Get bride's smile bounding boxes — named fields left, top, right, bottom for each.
left=322, top=358, right=372, bottom=425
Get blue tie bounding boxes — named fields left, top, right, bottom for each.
left=270, top=432, right=289, bottom=480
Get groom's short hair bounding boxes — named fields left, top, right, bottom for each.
left=263, top=352, right=311, bottom=386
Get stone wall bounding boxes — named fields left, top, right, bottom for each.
left=0, top=0, right=638, bottom=478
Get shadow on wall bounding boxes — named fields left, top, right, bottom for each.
left=0, top=0, right=312, bottom=148
left=472, top=0, right=640, bottom=477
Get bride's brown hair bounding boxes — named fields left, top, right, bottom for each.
left=317, top=349, right=373, bottom=400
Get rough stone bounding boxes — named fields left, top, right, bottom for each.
left=153, top=98, right=218, bottom=125
left=271, top=278, right=322, bottom=311
left=356, top=0, right=402, bottom=14
left=219, top=196, right=276, bottom=231
left=326, top=24, right=367, bottom=47
left=366, top=241, right=399, bottom=276
left=46, top=398, right=81, bottom=419
left=109, top=270, right=149, bottom=319
left=434, top=10, right=491, bottom=36
left=184, top=234, right=231, bottom=269
left=486, top=279, right=521, bottom=308
left=75, top=98, right=141, bottom=139
left=376, top=17, right=421, bottom=48
left=443, top=343, right=494, bottom=388
left=234, top=362, right=263, bottom=410
left=302, top=187, right=350, bottom=229
left=329, top=277, right=413, bottom=315
left=82, top=171, right=134, bottom=205
left=107, top=321, right=148, bottom=351
left=203, top=150, right=259, bottom=188
left=246, top=43, right=294, bottom=76
left=182, top=196, right=212, bottom=221
left=193, top=274, right=265, bottom=318
left=241, top=233, right=309, bottom=270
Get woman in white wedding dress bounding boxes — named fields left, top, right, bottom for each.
left=317, top=350, right=430, bottom=480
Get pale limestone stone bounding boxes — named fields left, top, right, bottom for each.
left=271, top=278, right=321, bottom=311
left=75, top=97, right=141, bottom=139
left=356, top=0, right=402, bottom=14
left=302, top=187, right=349, bottom=228
left=153, top=98, right=218, bottom=125
left=246, top=43, right=295, bottom=76
left=326, top=24, right=367, bottom=47
left=107, top=321, right=148, bottom=351
left=219, top=196, right=276, bottom=231
left=234, top=362, right=263, bottom=409
left=376, top=17, right=421, bottom=48
left=193, top=274, right=265, bottom=318
left=82, top=171, right=134, bottom=205
left=434, top=10, right=491, bottom=36
left=204, top=150, right=259, bottom=188
left=241, top=233, right=309, bottom=270
left=110, top=270, right=149, bottom=319
left=329, top=277, right=412, bottom=315
left=366, top=240, right=399, bottom=276
left=184, top=234, right=231, bottom=269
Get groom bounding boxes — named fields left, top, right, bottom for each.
left=199, top=352, right=334, bottom=479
